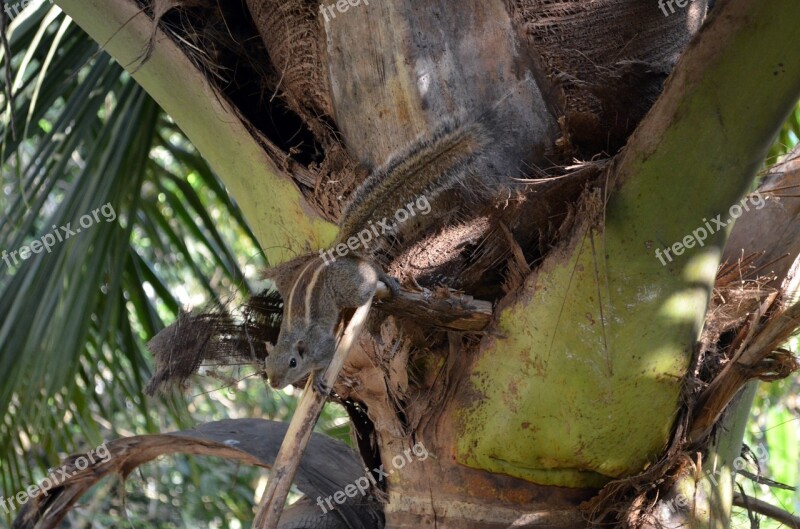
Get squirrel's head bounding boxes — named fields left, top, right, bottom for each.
left=265, top=322, right=337, bottom=389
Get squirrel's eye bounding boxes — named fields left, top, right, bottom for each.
left=289, top=358, right=297, bottom=368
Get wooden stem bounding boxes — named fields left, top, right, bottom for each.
left=377, top=287, right=493, bottom=332
left=253, top=297, right=375, bottom=529
left=733, top=491, right=800, bottom=528
left=689, top=299, right=800, bottom=444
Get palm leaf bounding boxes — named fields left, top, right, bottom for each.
left=0, top=7, right=276, bottom=521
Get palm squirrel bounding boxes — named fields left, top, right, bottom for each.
left=264, top=118, right=494, bottom=391
left=264, top=254, right=397, bottom=391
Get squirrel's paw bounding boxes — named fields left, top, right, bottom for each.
left=312, top=375, right=331, bottom=397
left=379, top=274, right=401, bottom=298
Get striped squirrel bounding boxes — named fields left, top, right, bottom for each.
left=264, top=118, right=494, bottom=391
left=264, top=254, right=397, bottom=392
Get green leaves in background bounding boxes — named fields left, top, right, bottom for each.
left=735, top=343, right=800, bottom=528
left=768, top=103, right=800, bottom=163
left=0, top=4, right=351, bottom=527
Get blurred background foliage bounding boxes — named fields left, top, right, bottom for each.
left=734, top=337, right=800, bottom=528
left=0, top=3, right=347, bottom=527
left=0, top=2, right=796, bottom=528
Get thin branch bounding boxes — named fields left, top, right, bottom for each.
left=737, top=469, right=797, bottom=491
left=253, top=297, right=374, bottom=529
left=689, top=297, right=800, bottom=444
left=734, top=491, right=800, bottom=529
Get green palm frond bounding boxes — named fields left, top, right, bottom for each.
left=0, top=4, right=272, bottom=514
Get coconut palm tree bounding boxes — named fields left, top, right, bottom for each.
left=2, top=0, right=799, bottom=528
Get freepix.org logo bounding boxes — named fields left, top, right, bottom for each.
left=3, top=0, right=54, bottom=20
left=1, top=203, right=117, bottom=271
left=658, top=0, right=691, bottom=17
left=318, top=194, right=431, bottom=265
left=654, top=191, right=766, bottom=266
left=0, top=442, right=112, bottom=515
left=315, top=442, right=429, bottom=513
left=319, top=0, right=369, bottom=23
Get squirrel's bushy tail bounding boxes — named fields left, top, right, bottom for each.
left=338, top=118, right=491, bottom=246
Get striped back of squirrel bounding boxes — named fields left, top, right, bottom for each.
left=263, top=254, right=339, bottom=388
left=281, top=255, right=332, bottom=331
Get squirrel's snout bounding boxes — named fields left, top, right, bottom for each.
left=265, top=370, right=283, bottom=389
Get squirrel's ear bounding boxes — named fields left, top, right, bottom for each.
left=262, top=254, right=317, bottom=297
